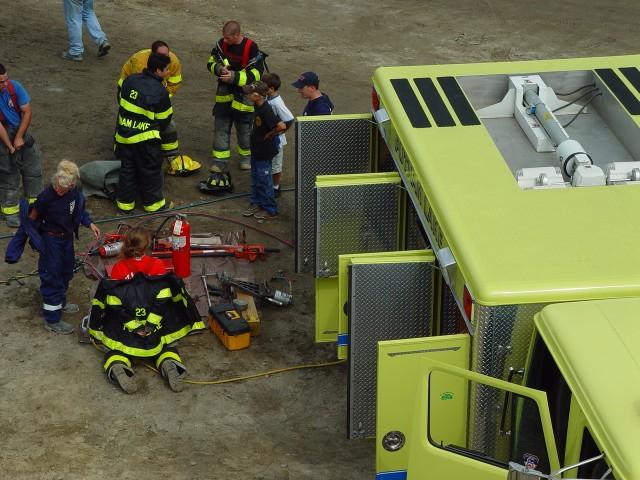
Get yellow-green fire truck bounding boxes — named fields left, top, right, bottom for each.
left=294, top=55, right=640, bottom=479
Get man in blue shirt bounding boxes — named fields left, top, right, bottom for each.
left=0, top=64, right=43, bottom=227
left=291, top=71, right=334, bottom=116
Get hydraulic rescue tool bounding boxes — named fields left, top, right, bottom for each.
left=216, top=272, right=292, bottom=307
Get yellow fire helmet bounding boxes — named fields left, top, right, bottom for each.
left=165, top=155, right=202, bottom=176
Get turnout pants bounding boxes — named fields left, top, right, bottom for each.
left=39, top=235, right=75, bottom=324
left=0, top=130, right=43, bottom=216
left=115, top=141, right=166, bottom=212
left=103, top=345, right=182, bottom=372
left=211, top=103, right=252, bottom=165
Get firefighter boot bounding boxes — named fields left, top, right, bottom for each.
left=160, top=359, right=188, bottom=393
left=107, top=363, right=138, bottom=394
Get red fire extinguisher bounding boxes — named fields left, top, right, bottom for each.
left=171, top=214, right=191, bottom=277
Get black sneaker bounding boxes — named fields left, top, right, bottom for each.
left=98, top=40, right=111, bottom=57
left=273, top=187, right=281, bottom=198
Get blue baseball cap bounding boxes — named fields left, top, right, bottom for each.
left=292, top=71, right=319, bottom=88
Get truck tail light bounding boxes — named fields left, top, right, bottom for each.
left=463, top=285, right=473, bottom=320
left=372, top=87, right=380, bottom=111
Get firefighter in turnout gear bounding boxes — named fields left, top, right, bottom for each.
left=207, top=20, right=264, bottom=181
left=115, top=53, right=173, bottom=213
left=88, top=271, right=205, bottom=393
left=119, top=40, right=182, bottom=159
left=0, top=63, right=43, bottom=228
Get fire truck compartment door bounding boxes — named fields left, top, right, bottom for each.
left=346, top=251, right=436, bottom=440
left=296, top=114, right=374, bottom=274
left=315, top=172, right=403, bottom=278
left=376, top=334, right=470, bottom=476
left=312, top=173, right=403, bottom=344
left=337, top=250, right=435, bottom=359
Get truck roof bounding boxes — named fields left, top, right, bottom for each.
left=373, top=55, right=640, bottom=305
left=535, top=299, right=640, bottom=480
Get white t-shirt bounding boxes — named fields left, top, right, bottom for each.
left=267, top=94, right=294, bottom=148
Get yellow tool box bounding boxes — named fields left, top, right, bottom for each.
left=208, top=303, right=251, bottom=350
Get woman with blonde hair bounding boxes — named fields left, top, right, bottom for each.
left=27, top=159, right=100, bottom=334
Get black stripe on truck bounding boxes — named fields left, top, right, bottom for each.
left=595, top=68, right=640, bottom=115
left=437, top=76, right=481, bottom=126
left=414, top=78, right=456, bottom=127
left=390, top=78, right=431, bottom=128
left=619, top=67, right=640, bottom=101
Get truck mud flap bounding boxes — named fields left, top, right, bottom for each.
left=346, top=252, right=435, bottom=439
left=296, top=114, right=375, bottom=274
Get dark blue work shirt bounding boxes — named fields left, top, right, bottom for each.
left=303, top=93, right=334, bottom=116
left=33, top=186, right=92, bottom=237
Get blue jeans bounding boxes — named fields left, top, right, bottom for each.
left=63, top=0, right=108, bottom=56
left=250, top=156, right=277, bottom=215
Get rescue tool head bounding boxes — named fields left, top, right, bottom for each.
left=292, top=71, right=319, bottom=88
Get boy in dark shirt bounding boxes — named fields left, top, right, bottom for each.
left=241, top=81, right=286, bottom=220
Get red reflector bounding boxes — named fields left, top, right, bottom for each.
left=372, top=87, right=380, bottom=111
left=463, top=286, right=472, bottom=319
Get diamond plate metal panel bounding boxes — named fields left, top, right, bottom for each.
left=316, top=183, right=400, bottom=277
left=348, top=262, right=433, bottom=439
left=296, top=118, right=373, bottom=273
left=468, top=303, right=546, bottom=458
left=439, top=281, right=463, bottom=335
left=405, top=199, right=430, bottom=251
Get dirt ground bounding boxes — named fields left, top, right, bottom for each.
left=1, top=1, right=639, bottom=478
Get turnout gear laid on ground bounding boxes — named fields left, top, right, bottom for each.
left=89, top=273, right=204, bottom=393
left=207, top=37, right=264, bottom=163
left=115, top=69, right=172, bottom=212
left=88, top=273, right=205, bottom=358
